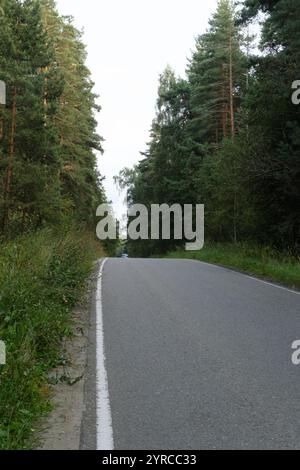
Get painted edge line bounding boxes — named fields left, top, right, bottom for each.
left=96, top=258, right=114, bottom=450
left=173, top=258, right=300, bottom=296
left=242, top=272, right=300, bottom=296
left=194, top=259, right=300, bottom=296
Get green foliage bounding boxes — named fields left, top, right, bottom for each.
left=0, top=229, right=103, bottom=449
left=0, top=0, right=107, bottom=449
left=118, top=0, right=300, bottom=256
left=165, top=243, right=300, bottom=289
left=0, top=0, right=105, bottom=236
left=239, top=0, right=300, bottom=250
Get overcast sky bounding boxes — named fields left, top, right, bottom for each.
left=56, top=0, right=219, bottom=217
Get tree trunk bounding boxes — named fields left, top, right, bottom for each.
left=229, top=24, right=235, bottom=139
left=2, top=86, right=17, bottom=230
left=233, top=187, right=238, bottom=244
left=222, top=84, right=227, bottom=139
left=229, top=21, right=237, bottom=242
left=0, top=118, right=3, bottom=163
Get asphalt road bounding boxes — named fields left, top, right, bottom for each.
left=81, top=258, right=300, bottom=450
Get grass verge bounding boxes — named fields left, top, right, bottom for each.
left=164, top=242, right=300, bottom=289
left=0, top=228, right=104, bottom=449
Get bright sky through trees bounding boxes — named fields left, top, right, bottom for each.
left=56, top=0, right=219, bottom=217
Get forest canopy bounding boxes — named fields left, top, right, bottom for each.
left=116, top=0, right=300, bottom=257
left=0, top=0, right=105, bottom=237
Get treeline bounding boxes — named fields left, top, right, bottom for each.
left=117, top=0, right=300, bottom=257
left=0, top=0, right=107, bottom=448
left=0, top=0, right=104, bottom=237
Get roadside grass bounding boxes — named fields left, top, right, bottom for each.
left=164, top=243, right=300, bottom=289
left=0, top=229, right=104, bottom=449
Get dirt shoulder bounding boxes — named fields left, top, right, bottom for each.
left=37, top=267, right=98, bottom=450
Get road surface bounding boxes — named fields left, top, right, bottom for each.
left=81, top=258, right=300, bottom=450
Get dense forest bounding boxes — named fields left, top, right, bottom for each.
left=0, top=0, right=105, bottom=238
left=117, top=0, right=300, bottom=257
left=0, top=0, right=107, bottom=449
left=0, top=0, right=299, bottom=451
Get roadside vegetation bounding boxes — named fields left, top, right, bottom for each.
left=0, top=0, right=108, bottom=449
left=116, top=0, right=300, bottom=264
left=165, top=243, right=300, bottom=289
left=0, top=229, right=104, bottom=449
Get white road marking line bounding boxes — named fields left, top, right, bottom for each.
left=242, top=273, right=300, bottom=296
left=96, top=258, right=114, bottom=450
left=195, top=259, right=300, bottom=296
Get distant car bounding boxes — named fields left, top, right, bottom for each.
left=121, top=253, right=129, bottom=259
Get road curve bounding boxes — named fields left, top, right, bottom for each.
left=82, top=258, right=300, bottom=450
